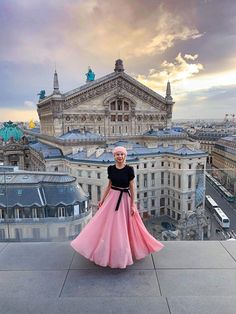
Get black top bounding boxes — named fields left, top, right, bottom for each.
left=107, top=165, right=135, bottom=188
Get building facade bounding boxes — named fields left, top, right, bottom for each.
left=0, top=169, right=91, bottom=241
left=37, top=60, right=174, bottom=138
left=212, top=136, right=236, bottom=193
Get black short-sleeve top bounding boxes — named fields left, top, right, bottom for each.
left=107, top=165, right=135, bottom=188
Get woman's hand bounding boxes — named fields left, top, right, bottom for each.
left=97, top=200, right=104, bottom=209
left=131, top=204, right=137, bottom=216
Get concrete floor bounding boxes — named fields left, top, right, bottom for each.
left=0, top=241, right=236, bottom=314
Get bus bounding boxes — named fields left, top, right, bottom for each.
left=206, top=172, right=236, bottom=203
left=205, top=195, right=218, bottom=211
left=214, top=207, right=230, bottom=229
left=205, top=195, right=230, bottom=228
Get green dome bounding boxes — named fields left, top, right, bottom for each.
left=0, top=121, right=23, bottom=142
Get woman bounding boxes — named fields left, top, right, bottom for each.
left=70, top=146, right=164, bottom=268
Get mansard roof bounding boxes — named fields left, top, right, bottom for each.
left=0, top=171, right=88, bottom=208
left=66, top=141, right=207, bottom=164
left=29, top=142, right=63, bottom=158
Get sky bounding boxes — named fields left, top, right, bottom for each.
left=0, top=0, right=236, bottom=122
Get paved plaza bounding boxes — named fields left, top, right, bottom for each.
left=0, top=241, right=236, bottom=313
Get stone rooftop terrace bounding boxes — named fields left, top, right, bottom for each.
left=0, top=241, right=236, bottom=314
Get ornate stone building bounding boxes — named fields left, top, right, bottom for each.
left=0, top=121, right=45, bottom=171
left=37, top=59, right=174, bottom=138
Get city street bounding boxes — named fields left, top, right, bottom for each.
left=206, top=181, right=236, bottom=240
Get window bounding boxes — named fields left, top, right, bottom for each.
left=88, top=184, right=92, bottom=200
left=143, top=174, right=147, bottom=187
left=58, top=207, right=65, bottom=218
left=14, top=208, right=22, bottom=219
left=110, top=101, right=116, bottom=110
left=144, top=192, right=147, bottom=197
left=188, top=175, right=192, bottom=189
left=124, top=115, right=129, bottom=121
left=161, top=172, right=164, bottom=185
left=97, top=186, right=101, bottom=201
left=117, top=115, right=122, bottom=121
left=117, top=100, right=122, bottom=110
left=111, top=115, right=116, bottom=122
left=17, top=189, right=23, bottom=196
left=124, top=102, right=129, bottom=111
left=189, top=164, right=192, bottom=169
left=178, top=175, right=181, bottom=189
left=178, top=202, right=181, bottom=210
left=137, top=193, right=139, bottom=199
left=172, top=200, right=175, bottom=208
left=151, top=199, right=155, bottom=207
left=151, top=173, right=155, bottom=186
left=172, top=211, right=176, bottom=219
left=97, top=173, right=101, bottom=179
left=168, top=173, right=170, bottom=185
left=143, top=200, right=148, bottom=208
left=160, top=198, right=165, bottom=206
left=173, top=175, right=176, bottom=187
left=0, top=209, right=5, bottom=220
left=137, top=174, right=139, bottom=188
left=144, top=163, right=147, bottom=168
left=188, top=203, right=191, bottom=211
left=87, top=171, right=91, bottom=178
left=179, top=164, right=181, bottom=169
left=177, top=213, right=181, bottom=220
left=161, top=161, right=164, bottom=167
left=161, top=189, right=164, bottom=194
left=151, top=163, right=155, bottom=168
left=32, top=208, right=39, bottom=219
left=167, top=208, right=170, bottom=216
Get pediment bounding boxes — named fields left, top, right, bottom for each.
left=63, top=72, right=168, bottom=111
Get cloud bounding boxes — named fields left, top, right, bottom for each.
left=0, top=0, right=203, bottom=65
left=136, top=53, right=204, bottom=92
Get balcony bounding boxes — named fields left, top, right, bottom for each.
left=0, top=240, right=236, bottom=313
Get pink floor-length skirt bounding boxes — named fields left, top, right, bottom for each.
left=70, top=189, right=164, bottom=268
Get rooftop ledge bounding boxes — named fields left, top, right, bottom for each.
left=0, top=240, right=236, bottom=314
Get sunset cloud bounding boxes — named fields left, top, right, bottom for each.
left=0, top=0, right=236, bottom=120
left=136, top=53, right=204, bottom=91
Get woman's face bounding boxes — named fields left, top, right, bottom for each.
left=114, top=152, right=126, bottom=164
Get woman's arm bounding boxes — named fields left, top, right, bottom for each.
left=98, top=180, right=112, bottom=208
left=129, top=179, right=136, bottom=215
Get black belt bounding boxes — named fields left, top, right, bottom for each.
left=111, top=186, right=131, bottom=211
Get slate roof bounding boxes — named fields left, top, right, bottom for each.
left=29, top=142, right=63, bottom=158
left=59, top=130, right=104, bottom=141
left=0, top=172, right=88, bottom=208
left=66, top=141, right=207, bottom=163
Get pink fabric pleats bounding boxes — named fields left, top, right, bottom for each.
left=70, top=189, right=164, bottom=268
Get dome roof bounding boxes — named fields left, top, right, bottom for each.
left=0, top=121, right=23, bottom=142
